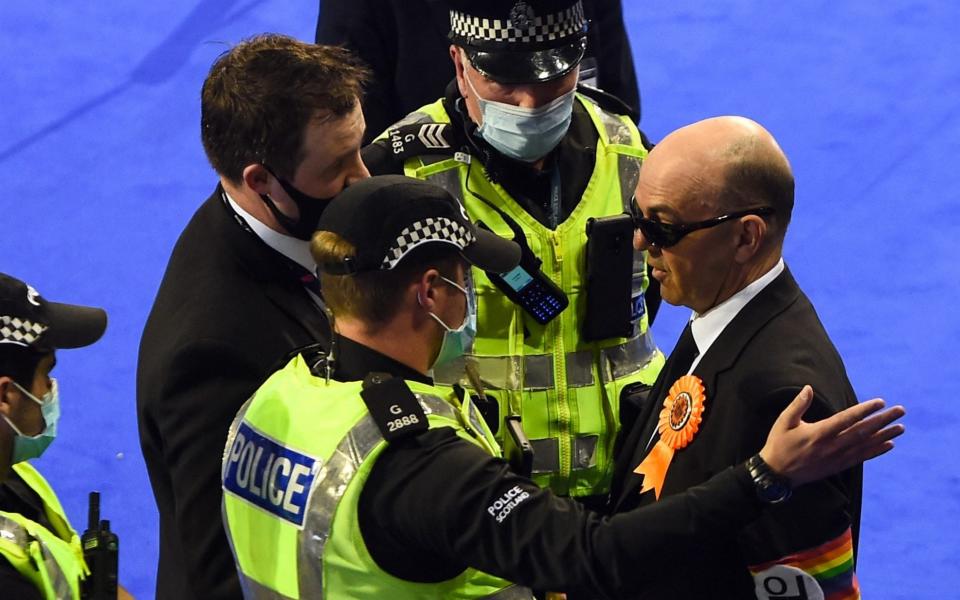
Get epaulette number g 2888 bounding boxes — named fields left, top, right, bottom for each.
left=360, top=373, right=429, bottom=442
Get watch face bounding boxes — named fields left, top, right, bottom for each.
left=747, top=455, right=792, bottom=504
left=759, top=480, right=791, bottom=504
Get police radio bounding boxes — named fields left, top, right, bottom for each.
left=477, top=220, right=569, bottom=325
left=80, top=491, right=118, bottom=600
left=489, top=263, right=568, bottom=325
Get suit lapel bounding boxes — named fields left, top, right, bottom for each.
left=215, top=186, right=331, bottom=345
left=262, top=283, right=330, bottom=344
left=613, top=267, right=803, bottom=509
left=610, top=356, right=676, bottom=503
left=692, top=267, right=802, bottom=378
left=611, top=336, right=698, bottom=508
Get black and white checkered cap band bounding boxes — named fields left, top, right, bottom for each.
left=450, top=3, right=586, bottom=44
left=381, top=217, right=476, bottom=270
left=0, top=315, right=46, bottom=346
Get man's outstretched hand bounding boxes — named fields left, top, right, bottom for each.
left=759, top=385, right=905, bottom=486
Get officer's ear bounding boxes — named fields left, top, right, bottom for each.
left=242, top=163, right=273, bottom=195
left=450, top=45, right=469, bottom=99
left=415, top=268, right=444, bottom=312
left=0, top=377, right=18, bottom=419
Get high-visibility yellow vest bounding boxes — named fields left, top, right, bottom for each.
left=376, top=94, right=665, bottom=496
left=221, top=355, right=533, bottom=599
left=0, top=462, right=88, bottom=599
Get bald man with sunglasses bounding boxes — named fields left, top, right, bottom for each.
left=609, top=116, right=867, bottom=599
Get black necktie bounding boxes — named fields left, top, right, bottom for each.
left=662, top=322, right=700, bottom=388
left=642, top=322, right=699, bottom=452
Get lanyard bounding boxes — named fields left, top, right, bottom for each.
left=219, top=192, right=325, bottom=301
left=548, top=166, right=562, bottom=230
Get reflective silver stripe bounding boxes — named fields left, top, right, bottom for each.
left=417, top=393, right=460, bottom=421
left=529, top=438, right=559, bottom=474
left=0, top=516, right=72, bottom=599
left=592, top=97, right=638, bottom=146
left=238, top=574, right=297, bottom=600
left=584, top=95, right=643, bottom=213
left=530, top=434, right=599, bottom=474
left=631, top=248, right=647, bottom=300
left=619, top=154, right=642, bottom=212
left=298, top=413, right=379, bottom=597
left=386, top=110, right=434, bottom=130
left=435, top=354, right=523, bottom=390
left=0, top=515, right=29, bottom=548
left=434, top=331, right=657, bottom=391
left=424, top=169, right=464, bottom=201
left=482, top=583, right=536, bottom=599
left=600, top=330, right=659, bottom=382
left=221, top=396, right=267, bottom=599
left=40, top=543, right=73, bottom=600
left=566, top=349, right=596, bottom=388
left=297, top=394, right=459, bottom=598
left=573, top=435, right=599, bottom=470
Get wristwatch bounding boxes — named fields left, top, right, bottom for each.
left=746, top=454, right=793, bottom=504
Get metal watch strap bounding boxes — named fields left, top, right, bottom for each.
left=746, top=454, right=793, bottom=504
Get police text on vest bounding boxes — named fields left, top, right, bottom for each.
left=223, top=421, right=319, bottom=528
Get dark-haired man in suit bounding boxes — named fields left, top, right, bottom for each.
left=137, top=35, right=370, bottom=600
left=611, top=116, right=864, bottom=599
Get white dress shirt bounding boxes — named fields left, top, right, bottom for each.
left=687, top=258, right=785, bottom=373
left=643, top=259, right=786, bottom=453
left=224, top=192, right=324, bottom=308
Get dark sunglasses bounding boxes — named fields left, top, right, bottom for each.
left=629, top=203, right=775, bottom=248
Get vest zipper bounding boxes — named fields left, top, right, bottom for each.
left=549, top=230, right=571, bottom=487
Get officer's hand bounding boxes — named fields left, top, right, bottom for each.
left=118, top=584, right=135, bottom=600
left=758, top=385, right=905, bottom=485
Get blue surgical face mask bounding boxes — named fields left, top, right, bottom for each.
left=464, top=63, right=576, bottom=162
left=421, top=276, right=477, bottom=370
left=2, top=378, right=60, bottom=463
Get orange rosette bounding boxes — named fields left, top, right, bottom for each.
left=634, top=375, right=707, bottom=499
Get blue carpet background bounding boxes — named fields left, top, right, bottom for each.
left=1, top=2, right=956, bottom=598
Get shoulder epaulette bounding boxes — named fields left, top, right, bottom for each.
left=576, top=84, right=654, bottom=149
left=360, top=372, right=429, bottom=441
left=577, top=83, right=639, bottom=123
left=375, top=122, right=461, bottom=163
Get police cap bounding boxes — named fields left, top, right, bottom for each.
left=447, top=0, right=588, bottom=84
left=316, top=175, right=520, bottom=275
left=0, top=273, right=107, bottom=351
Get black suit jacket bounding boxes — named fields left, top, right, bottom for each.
left=610, top=267, right=862, bottom=599
left=137, top=188, right=329, bottom=600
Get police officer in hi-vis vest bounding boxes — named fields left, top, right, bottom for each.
left=363, top=0, right=664, bottom=501
left=0, top=272, right=131, bottom=600
left=220, top=175, right=904, bottom=600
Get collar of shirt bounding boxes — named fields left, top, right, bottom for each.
left=687, top=258, right=785, bottom=373
left=224, top=191, right=317, bottom=274
left=333, top=334, right=433, bottom=386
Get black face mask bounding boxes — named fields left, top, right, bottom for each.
left=260, top=165, right=335, bottom=240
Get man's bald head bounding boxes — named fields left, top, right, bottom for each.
left=651, top=116, right=794, bottom=244
left=633, top=117, right=794, bottom=313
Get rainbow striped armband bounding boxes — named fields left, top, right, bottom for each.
left=748, top=527, right=860, bottom=600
